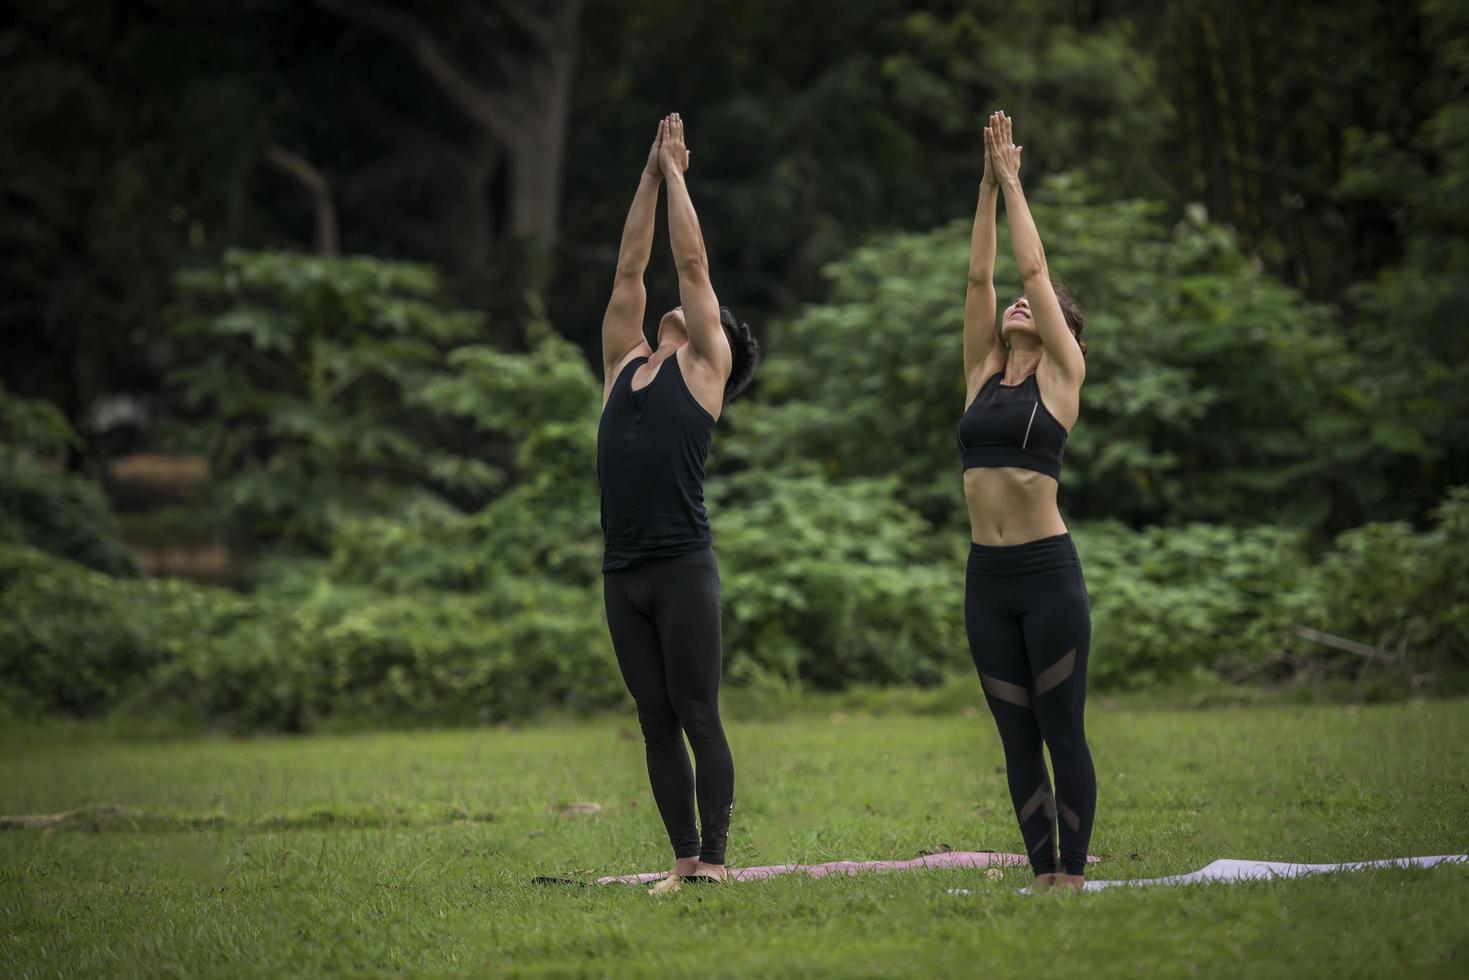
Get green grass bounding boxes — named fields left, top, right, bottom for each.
left=2, top=699, right=1467, bottom=978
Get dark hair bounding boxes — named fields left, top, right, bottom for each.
left=720, top=305, right=761, bottom=399
left=1049, top=277, right=1088, bottom=357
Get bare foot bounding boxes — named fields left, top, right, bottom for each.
left=647, top=874, right=682, bottom=895
left=691, top=861, right=728, bottom=880
left=1052, top=873, right=1085, bottom=893
left=1029, top=872, right=1059, bottom=891
left=648, top=856, right=701, bottom=895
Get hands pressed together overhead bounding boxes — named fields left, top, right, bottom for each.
left=982, top=110, right=1022, bottom=186
left=644, top=113, right=691, bottom=180
left=659, top=113, right=690, bottom=177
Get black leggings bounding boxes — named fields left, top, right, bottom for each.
left=603, top=547, right=733, bottom=865
left=965, top=533, right=1096, bottom=876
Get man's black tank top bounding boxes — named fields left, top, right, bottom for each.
left=597, top=353, right=716, bottom=571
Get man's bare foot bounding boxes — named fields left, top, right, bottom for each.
left=648, top=874, right=682, bottom=895
left=648, top=856, right=701, bottom=895
left=1052, top=873, right=1085, bottom=892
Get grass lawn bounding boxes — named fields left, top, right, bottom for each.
left=2, top=699, right=1467, bottom=977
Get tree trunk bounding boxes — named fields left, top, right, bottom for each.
left=311, top=0, right=584, bottom=258
left=506, top=0, right=580, bottom=248
left=265, top=143, right=340, bottom=258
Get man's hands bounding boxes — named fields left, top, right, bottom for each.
left=984, top=110, right=1022, bottom=186
left=658, top=113, right=690, bottom=178
left=643, top=118, right=665, bottom=180
left=981, top=111, right=1000, bottom=187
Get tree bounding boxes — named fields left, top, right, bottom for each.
left=726, top=175, right=1394, bottom=533
left=168, top=250, right=503, bottom=546
left=306, top=0, right=583, bottom=295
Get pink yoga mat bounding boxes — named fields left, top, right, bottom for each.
left=597, top=850, right=1095, bottom=885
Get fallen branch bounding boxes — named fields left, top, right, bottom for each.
left=1290, top=626, right=1398, bottom=663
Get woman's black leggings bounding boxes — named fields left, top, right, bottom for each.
left=603, top=547, right=733, bottom=865
left=965, top=533, right=1096, bottom=876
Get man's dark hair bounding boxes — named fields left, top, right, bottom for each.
left=720, top=306, right=761, bottom=399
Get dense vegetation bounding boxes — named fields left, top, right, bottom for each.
left=2, top=1, right=1466, bottom=728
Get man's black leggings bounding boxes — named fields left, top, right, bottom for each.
left=603, top=547, right=733, bottom=865
left=965, top=533, right=1096, bottom=876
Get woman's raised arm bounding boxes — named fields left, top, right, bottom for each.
left=989, top=112, right=1085, bottom=383
left=963, top=112, right=1005, bottom=400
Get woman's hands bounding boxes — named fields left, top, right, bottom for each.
left=984, top=110, right=1022, bottom=186
left=658, top=113, right=690, bottom=177
left=643, top=118, right=665, bottom=179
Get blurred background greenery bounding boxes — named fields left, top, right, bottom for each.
left=2, top=0, right=1466, bottom=731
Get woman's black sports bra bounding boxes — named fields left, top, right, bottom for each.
left=956, top=371, right=1067, bottom=480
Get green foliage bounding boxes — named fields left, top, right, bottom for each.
left=0, top=384, right=137, bottom=576
left=734, top=176, right=1393, bottom=530
left=1334, top=2, right=1469, bottom=517
left=1285, top=487, right=1469, bottom=685
left=0, top=381, right=80, bottom=456
left=887, top=13, right=1174, bottom=191
left=1076, top=522, right=1307, bottom=690
left=1075, top=488, right=1469, bottom=691
left=0, top=541, right=621, bottom=731
left=6, top=484, right=1467, bottom=728
left=0, top=545, right=159, bottom=714
left=148, top=578, right=620, bottom=732
left=168, top=250, right=501, bottom=546
left=1, top=315, right=625, bottom=730
left=0, top=455, right=139, bottom=578
left=711, top=473, right=963, bottom=689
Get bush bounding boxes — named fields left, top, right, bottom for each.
left=0, top=545, right=163, bottom=715
left=0, top=542, right=620, bottom=731
left=1075, top=522, right=1307, bottom=689
left=1071, top=489, right=1469, bottom=691
left=0, top=384, right=138, bottom=576
left=1283, top=486, right=1469, bottom=688
left=0, top=454, right=139, bottom=577
left=167, top=250, right=509, bottom=547
left=147, top=579, right=620, bottom=732
left=712, top=472, right=964, bottom=688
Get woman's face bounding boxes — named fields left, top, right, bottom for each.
left=1000, top=295, right=1034, bottom=338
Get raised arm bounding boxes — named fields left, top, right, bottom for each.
left=990, top=112, right=1086, bottom=382
left=964, top=112, right=1005, bottom=399
left=660, top=114, right=731, bottom=377
left=601, top=121, right=665, bottom=379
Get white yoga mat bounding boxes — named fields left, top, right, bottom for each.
left=1081, top=854, right=1469, bottom=892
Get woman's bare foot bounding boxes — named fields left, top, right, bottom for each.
left=649, top=859, right=730, bottom=893
left=1029, top=872, right=1059, bottom=891
left=686, top=861, right=728, bottom=881
left=1052, top=873, right=1085, bottom=892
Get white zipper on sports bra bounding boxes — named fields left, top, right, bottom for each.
left=1021, top=402, right=1038, bottom=449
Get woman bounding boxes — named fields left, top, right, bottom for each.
left=957, top=111, right=1095, bottom=892
left=597, top=114, right=761, bottom=891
